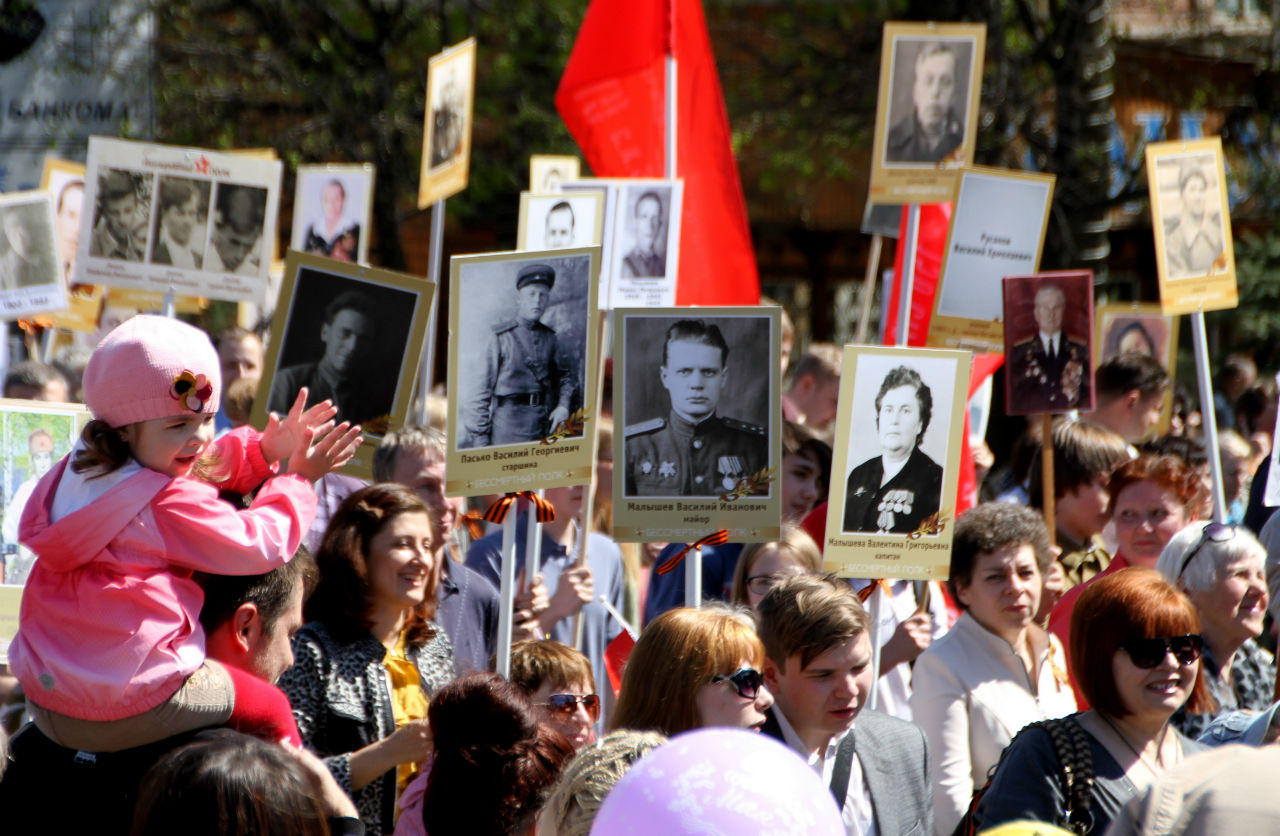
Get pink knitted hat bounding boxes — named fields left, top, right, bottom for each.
left=83, top=315, right=222, bottom=427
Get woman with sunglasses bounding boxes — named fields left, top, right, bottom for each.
left=973, top=568, right=1210, bottom=834
left=729, top=524, right=823, bottom=613
left=610, top=605, right=774, bottom=736
left=1049, top=454, right=1203, bottom=704
left=1156, top=522, right=1273, bottom=739
left=911, top=503, right=1077, bottom=836
left=509, top=639, right=601, bottom=752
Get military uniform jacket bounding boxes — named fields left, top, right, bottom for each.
left=621, top=247, right=665, bottom=278
left=1009, top=334, right=1090, bottom=413
left=886, top=110, right=964, bottom=164
left=467, top=318, right=574, bottom=446
left=624, top=410, right=767, bottom=496
left=842, top=446, right=943, bottom=534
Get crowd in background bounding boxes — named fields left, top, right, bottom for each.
left=1, top=306, right=1280, bottom=836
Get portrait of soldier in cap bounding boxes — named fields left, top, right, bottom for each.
left=461, top=262, right=577, bottom=448
left=623, top=318, right=768, bottom=497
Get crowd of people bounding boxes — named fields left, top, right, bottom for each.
left=0, top=304, right=1278, bottom=836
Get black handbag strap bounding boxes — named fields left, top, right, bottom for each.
left=829, top=729, right=857, bottom=808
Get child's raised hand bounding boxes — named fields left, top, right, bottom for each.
left=260, top=388, right=338, bottom=463
left=286, top=420, right=364, bottom=483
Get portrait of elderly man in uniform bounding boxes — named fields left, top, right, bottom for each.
left=842, top=365, right=943, bottom=534
left=1008, top=283, right=1090, bottom=413
left=461, top=263, right=577, bottom=448
left=620, top=190, right=666, bottom=279
left=268, top=289, right=385, bottom=428
left=886, top=41, right=965, bottom=164
left=624, top=319, right=768, bottom=497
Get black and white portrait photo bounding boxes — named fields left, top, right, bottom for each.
left=454, top=252, right=591, bottom=450
left=264, top=265, right=420, bottom=431
left=0, top=194, right=58, bottom=291
left=841, top=355, right=958, bottom=535
left=1153, top=152, right=1227, bottom=281
left=517, top=191, right=603, bottom=252
left=529, top=154, right=580, bottom=192
left=418, top=38, right=476, bottom=208
left=620, top=314, right=772, bottom=498
left=883, top=36, right=975, bottom=166
left=617, top=185, right=671, bottom=279
left=204, top=183, right=267, bottom=277
left=292, top=165, right=374, bottom=264
left=429, top=68, right=465, bottom=170
left=148, top=176, right=211, bottom=269
left=88, top=168, right=150, bottom=262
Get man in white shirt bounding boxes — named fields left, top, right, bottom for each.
left=757, top=573, right=932, bottom=836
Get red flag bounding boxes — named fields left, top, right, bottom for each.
left=883, top=202, right=952, bottom=347
left=603, top=629, right=637, bottom=697
left=556, top=0, right=759, bottom=305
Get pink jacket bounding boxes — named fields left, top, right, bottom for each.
left=9, top=427, right=317, bottom=721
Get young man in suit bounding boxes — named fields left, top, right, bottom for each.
left=758, top=573, right=932, bottom=836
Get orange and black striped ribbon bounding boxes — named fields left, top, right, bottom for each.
left=482, top=491, right=557, bottom=525
left=656, top=529, right=730, bottom=576
left=457, top=510, right=487, bottom=540
left=856, top=578, right=894, bottom=603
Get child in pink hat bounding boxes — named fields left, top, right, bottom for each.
left=8, top=314, right=362, bottom=751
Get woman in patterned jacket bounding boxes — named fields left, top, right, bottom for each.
left=279, top=483, right=455, bottom=835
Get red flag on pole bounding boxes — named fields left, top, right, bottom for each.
left=556, top=0, right=759, bottom=305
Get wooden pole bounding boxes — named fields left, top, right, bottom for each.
left=1040, top=413, right=1056, bottom=545
left=854, top=234, right=883, bottom=345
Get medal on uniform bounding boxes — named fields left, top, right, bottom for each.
left=718, top=456, right=743, bottom=491
left=640, top=460, right=653, bottom=475
left=659, top=461, right=676, bottom=478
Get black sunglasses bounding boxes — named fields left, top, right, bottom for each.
left=1120, top=634, right=1204, bottom=669
left=538, top=694, right=601, bottom=721
left=712, top=668, right=764, bottom=700
left=1176, top=522, right=1238, bottom=580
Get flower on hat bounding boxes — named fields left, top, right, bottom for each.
left=170, top=370, right=213, bottom=413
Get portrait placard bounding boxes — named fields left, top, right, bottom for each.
left=611, top=307, right=782, bottom=542
left=517, top=190, right=605, bottom=252
left=77, top=137, right=282, bottom=303
left=530, top=154, right=581, bottom=192
left=0, top=190, right=67, bottom=320
left=1094, top=302, right=1178, bottom=434
left=1146, top=137, right=1237, bottom=315
left=558, top=179, right=619, bottom=310
left=868, top=21, right=985, bottom=205
left=0, top=399, right=90, bottom=593
left=291, top=163, right=375, bottom=265
left=608, top=179, right=683, bottom=308
left=40, top=157, right=103, bottom=332
left=252, top=251, right=434, bottom=480
left=927, top=166, right=1055, bottom=352
left=1002, top=271, right=1094, bottom=415
left=418, top=38, right=477, bottom=208
left=823, top=345, right=969, bottom=580
left=446, top=247, right=601, bottom=495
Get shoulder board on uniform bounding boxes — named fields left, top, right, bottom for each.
left=624, top=417, right=665, bottom=437
left=721, top=417, right=767, bottom=436
left=1012, top=336, right=1036, bottom=348
left=492, top=320, right=517, bottom=334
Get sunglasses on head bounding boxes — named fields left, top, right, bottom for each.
left=1120, top=634, right=1204, bottom=669
left=1176, top=522, right=1238, bottom=580
left=537, top=693, right=601, bottom=721
left=712, top=667, right=764, bottom=700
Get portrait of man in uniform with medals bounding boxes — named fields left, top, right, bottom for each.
left=842, top=365, right=943, bottom=534
left=1004, top=272, right=1095, bottom=416
left=623, top=318, right=768, bottom=497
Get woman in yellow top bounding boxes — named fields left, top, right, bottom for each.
left=280, top=483, right=455, bottom=836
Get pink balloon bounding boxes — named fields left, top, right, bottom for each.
left=590, top=728, right=845, bottom=835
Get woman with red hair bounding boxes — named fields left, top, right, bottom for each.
left=973, top=568, right=1210, bottom=834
